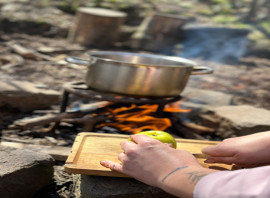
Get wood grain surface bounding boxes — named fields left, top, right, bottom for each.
left=65, top=132, right=234, bottom=177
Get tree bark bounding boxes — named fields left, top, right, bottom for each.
left=248, top=0, right=259, bottom=21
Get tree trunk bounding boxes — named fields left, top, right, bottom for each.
left=248, top=0, right=259, bottom=21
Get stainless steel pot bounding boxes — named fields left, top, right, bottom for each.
left=66, top=51, right=213, bottom=98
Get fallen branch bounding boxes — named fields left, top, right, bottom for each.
left=7, top=42, right=54, bottom=61
left=9, top=101, right=108, bottom=130
left=63, top=115, right=110, bottom=132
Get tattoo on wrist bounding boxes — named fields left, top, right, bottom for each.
left=161, top=166, right=188, bottom=183
left=186, top=171, right=208, bottom=184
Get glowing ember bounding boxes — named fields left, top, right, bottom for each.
left=95, top=101, right=190, bottom=134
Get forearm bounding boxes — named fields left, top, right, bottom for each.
left=158, top=166, right=219, bottom=198
left=193, top=166, right=270, bottom=198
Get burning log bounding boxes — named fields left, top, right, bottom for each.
left=95, top=103, right=189, bottom=134
left=8, top=96, right=212, bottom=141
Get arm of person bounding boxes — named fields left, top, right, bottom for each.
left=202, top=131, right=270, bottom=167
left=194, top=165, right=270, bottom=198
left=100, top=134, right=219, bottom=198
left=157, top=165, right=218, bottom=198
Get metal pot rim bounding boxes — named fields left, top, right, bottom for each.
left=86, top=51, right=197, bottom=68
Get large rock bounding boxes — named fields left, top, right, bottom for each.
left=182, top=87, right=234, bottom=107
left=0, top=146, right=54, bottom=198
left=0, top=80, right=60, bottom=112
left=79, top=175, right=176, bottom=198
left=179, top=88, right=234, bottom=124
left=199, top=105, right=270, bottom=138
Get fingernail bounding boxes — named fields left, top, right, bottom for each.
left=204, top=159, right=215, bottom=163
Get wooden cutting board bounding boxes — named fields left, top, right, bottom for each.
left=65, top=132, right=234, bottom=177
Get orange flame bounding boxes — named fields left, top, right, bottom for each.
left=96, top=100, right=191, bottom=134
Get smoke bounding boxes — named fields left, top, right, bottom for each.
left=178, top=27, right=250, bottom=64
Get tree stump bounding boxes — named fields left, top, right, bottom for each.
left=68, top=7, right=127, bottom=47
left=130, top=13, right=187, bottom=52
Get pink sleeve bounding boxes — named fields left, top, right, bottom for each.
left=193, top=165, right=270, bottom=198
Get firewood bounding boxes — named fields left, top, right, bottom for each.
left=62, top=115, right=110, bottom=132
left=1, top=54, right=24, bottom=70
left=1, top=137, right=32, bottom=144
left=7, top=43, right=53, bottom=61
left=173, top=122, right=206, bottom=140
left=9, top=113, right=78, bottom=130
left=182, top=121, right=215, bottom=134
left=9, top=101, right=108, bottom=130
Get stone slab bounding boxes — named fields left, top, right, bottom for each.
left=0, top=80, right=60, bottom=112
left=199, top=105, right=270, bottom=137
left=0, top=146, right=54, bottom=198
left=181, top=87, right=234, bottom=107
left=79, top=175, right=177, bottom=198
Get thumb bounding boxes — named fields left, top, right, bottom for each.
left=202, top=145, right=235, bottom=157
left=202, top=145, right=219, bottom=156
left=204, top=156, right=236, bottom=164
left=164, top=143, right=173, bottom=148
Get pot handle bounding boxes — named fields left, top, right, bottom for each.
left=65, top=56, right=89, bottom=66
left=191, top=66, right=213, bottom=75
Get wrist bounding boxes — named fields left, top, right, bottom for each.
left=158, top=166, right=218, bottom=198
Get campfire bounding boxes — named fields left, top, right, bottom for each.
left=10, top=82, right=215, bottom=140
left=89, top=102, right=190, bottom=134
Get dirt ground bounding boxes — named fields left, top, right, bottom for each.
left=1, top=1, right=270, bottom=197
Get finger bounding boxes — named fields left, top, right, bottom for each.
left=118, top=152, right=126, bottom=162
left=204, top=156, right=236, bottom=164
left=202, top=145, right=235, bottom=157
left=100, top=160, right=123, bottom=172
left=130, top=134, right=160, bottom=144
left=120, top=140, right=137, bottom=152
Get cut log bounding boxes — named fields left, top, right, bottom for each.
left=68, top=7, right=127, bottom=47
left=130, top=13, right=187, bottom=51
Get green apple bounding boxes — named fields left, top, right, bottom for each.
left=129, top=130, right=177, bottom=149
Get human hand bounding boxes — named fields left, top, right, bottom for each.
left=203, top=131, right=270, bottom=167
left=100, top=134, right=217, bottom=198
